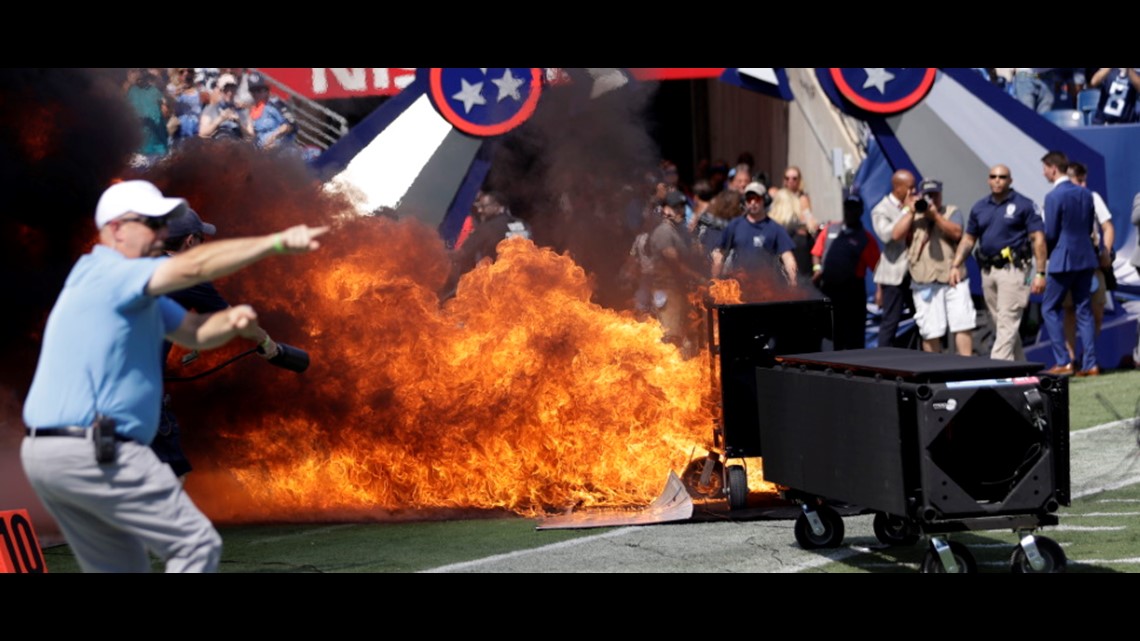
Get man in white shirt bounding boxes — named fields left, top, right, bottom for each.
left=871, top=169, right=919, bottom=347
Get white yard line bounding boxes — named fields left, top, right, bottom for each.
left=419, top=527, right=638, bottom=573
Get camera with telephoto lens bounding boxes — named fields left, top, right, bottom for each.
left=913, top=198, right=929, bottom=213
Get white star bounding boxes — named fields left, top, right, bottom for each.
left=491, top=69, right=525, bottom=102
left=862, top=68, right=895, bottom=94
left=451, top=78, right=486, bottom=114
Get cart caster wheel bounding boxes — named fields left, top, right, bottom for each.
left=1010, top=535, right=1067, bottom=573
left=681, top=457, right=724, bottom=499
left=873, top=512, right=919, bottom=546
left=726, top=465, right=748, bottom=510
left=920, top=540, right=976, bottom=573
left=794, top=505, right=845, bottom=549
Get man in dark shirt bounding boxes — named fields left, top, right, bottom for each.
left=154, top=208, right=279, bottom=479
left=711, top=181, right=797, bottom=285
left=443, top=191, right=531, bottom=297
left=950, top=164, right=1047, bottom=361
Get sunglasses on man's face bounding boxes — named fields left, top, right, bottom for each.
left=118, top=216, right=168, bottom=231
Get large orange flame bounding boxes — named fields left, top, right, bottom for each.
left=182, top=216, right=729, bottom=522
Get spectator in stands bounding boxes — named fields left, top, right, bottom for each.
left=1062, top=161, right=1116, bottom=363
left=231, top=68, right=255, bottom=108
left=871, top=169, right=919, bottom=348
left=951, top=164, right=1046, bottom=361
left=812, top=193, right=880, bottom=350
left=246, top=72, right=297, bottom=151
left=1009, top=68, right=1056, bottom=114
left=906, top=178, right=976, bottom=356
left=195, top=68, right=220, bottom=98
left=1051, top=68, right=1086, bottom=109
left=1089, top=68, right=1140, bottom=125
left=198, top=74, right=249, bottom=141
left=124, top=68, right=171, bottom=167
left=169, top=68, right=208, bottom=145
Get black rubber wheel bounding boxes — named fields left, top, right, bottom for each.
left=680, top=457, right=724, bottom=499
left=726, top=465, right=748, bottom=510
left=920, top=540, right=977, bottom=573
left=1010, top=536, right=1067, bottom=573
left=873, top=512, right=920, bottom=546
left=793, top=505, right=845, bottom=549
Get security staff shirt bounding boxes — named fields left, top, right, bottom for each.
left=966, top=189, right=1044, bottom=258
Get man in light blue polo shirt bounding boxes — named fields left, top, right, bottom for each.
left=21, top=180, right=327, bottom=572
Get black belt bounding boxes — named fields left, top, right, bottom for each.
left=25, top=427, right=133, bottom=442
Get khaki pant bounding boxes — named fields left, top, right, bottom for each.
left=981, top=264, right=1031, bottom=361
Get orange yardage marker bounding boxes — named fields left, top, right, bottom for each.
left=0, top=509, right=48, bottom=573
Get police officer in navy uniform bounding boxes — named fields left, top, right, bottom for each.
left=950, top=164, right=1047, bottom=361
left=1038, top=151, right=1100, bottom=376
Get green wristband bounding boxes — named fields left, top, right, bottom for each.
left=272, top=234, right=285, bottom=254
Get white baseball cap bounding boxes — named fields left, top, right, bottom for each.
left=94, top=180, right=187, bottom=229
left=217, top=73, right=238, bottom=90
left=744, top=181, right=767, bottom=197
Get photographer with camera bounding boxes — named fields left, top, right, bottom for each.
left=871, top=169, right=921, bottom=348
left=906, top=179, right=976, bottom=355
left=20, top=180, right=326, bottom=572
left=152, top=207, right=287, bottom=481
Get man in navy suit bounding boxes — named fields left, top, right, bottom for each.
left=1040, top=151, right=1099, bottom=376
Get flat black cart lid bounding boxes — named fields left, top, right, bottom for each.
left=776, top=347, right=1044, bottom=382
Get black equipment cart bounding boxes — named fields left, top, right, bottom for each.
left=759, top=347, right=1070, bottom=573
